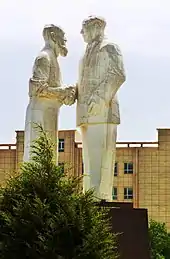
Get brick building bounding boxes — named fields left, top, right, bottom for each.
left=0, top=128, right=170, bottom=229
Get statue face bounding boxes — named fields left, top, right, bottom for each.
left=51, top=30, right=68, bottom=57
left=80, top=26, right=90, bottom=43
left=57, top=35, right=68, bottom=57
left=43, top=25, right=68, bottom=57
left=81, top=24, right=102, bottom=43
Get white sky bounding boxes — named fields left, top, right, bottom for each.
left=0, top=0, right=170, bottom=143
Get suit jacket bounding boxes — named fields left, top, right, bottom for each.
left=29, top=48, right=61, bottom=98
left=76, top=40, right=126, bottom=126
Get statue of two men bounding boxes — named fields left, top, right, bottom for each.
left=23, top=16, right=126, bottom=201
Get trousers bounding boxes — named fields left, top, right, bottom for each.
left=80, top=123, right=117, bottom=201
left=23, top=97, right=61, bottom=163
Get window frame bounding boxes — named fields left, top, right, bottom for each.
left=58, top=138, right=65, bottom=152
left=82, top=162, right=84, bottom=175
left=124, top=187, right=133, bottom=200
left=124, top=162, right=133, bottom=174
left=112, top=187, right=118, bottom=200
left=114, top=162, right=118, bottom=176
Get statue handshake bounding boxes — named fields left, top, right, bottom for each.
left=29, top=81, right=77, bottom=106
left=62, top=85, right=77, bottom=106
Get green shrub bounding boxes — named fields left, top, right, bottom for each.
left=0, top=126, right=117, bottom=259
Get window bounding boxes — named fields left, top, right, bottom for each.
left=114, top=162, right=118, bottom=176
left=58, top=162, right=64, bottom=174
left=124, top=187, right=133, bottom=200
left=124, top=162, right=133, bottom=174
left=58, top=139, right=64, bottom=152
left=112, top=187, right=117, bottom=200
left=82, top=162, right=84, bottom=175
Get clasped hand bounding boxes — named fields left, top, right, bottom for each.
left=62, top=85, right=77, bottom=106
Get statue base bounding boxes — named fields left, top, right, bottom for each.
left=98, top=200, right=151, bottom=259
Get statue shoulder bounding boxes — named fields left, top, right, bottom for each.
left=100, top=41, right=122, bottom=56
left=34, top=51, right=51, bottom=66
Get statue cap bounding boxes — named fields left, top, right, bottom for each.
left=82, top=16, right=106, bottom=28
left=43, top=24, right=65, bottom=36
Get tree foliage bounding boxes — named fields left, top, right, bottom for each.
left=0, top=126, right=117, bottom=259
left=149, top=219, right=170, bottom=259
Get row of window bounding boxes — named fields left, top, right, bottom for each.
left=112, top=187, right=133, bottom=200
left=58, top=160, right=133, bottom=200
left=57, top=163, right=133, bottom=201
left=58, top=139, right=134, bottom=176
left=114, top=162, right=133, bottom=176
left=58, top=163, right=133, bottom=200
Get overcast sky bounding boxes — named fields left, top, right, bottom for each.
left=0, top=0, right=169, bottom=143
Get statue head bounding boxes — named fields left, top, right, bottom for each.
left=43, top=24, right=68, bottom=57
left=81, top=16, right=106, bottom=43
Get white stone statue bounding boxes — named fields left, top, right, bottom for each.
left=76, top=16, right=126, bottom=201
left=23, top=24, right=75, bottom=163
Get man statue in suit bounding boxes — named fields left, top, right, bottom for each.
left=76, top=16, right=126, bottom=201
left=23, top=24, right=75, bottom=163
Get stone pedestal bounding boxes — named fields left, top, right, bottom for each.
left=98, top=201, right=151, bottom=259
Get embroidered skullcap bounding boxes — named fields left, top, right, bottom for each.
left=82, top=16, right=106, bottom=28
left=43, top=24, right=65, bottom=37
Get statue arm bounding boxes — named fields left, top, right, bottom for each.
left=47, top=85, right=76, bottom=103
left=29, top=56, right=72, bottom=101
left=107, top=44, right=126, bottom=93
left=29, top=56, right=50, bottom=97
left=91, top=44, right=126, bottom=102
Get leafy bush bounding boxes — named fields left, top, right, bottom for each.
left=149, top=219, right=170, bottom=259
left=0, top=127, right=117, bottom=259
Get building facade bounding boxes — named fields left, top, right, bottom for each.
left=0, top=128, right=170, bottom=229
